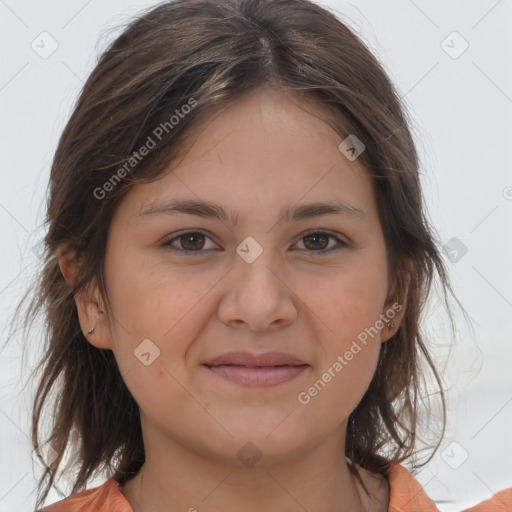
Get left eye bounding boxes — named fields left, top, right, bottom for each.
left=162, top=230, right=347, bottom=255
left=294, top=231, right=347, bottom=253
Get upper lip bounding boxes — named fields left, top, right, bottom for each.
left=204, top=351, right=307, bottom=367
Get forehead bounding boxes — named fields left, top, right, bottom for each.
left=115, top=87, right=379, bottom=230
left=176, top=87, right=351, bottom=164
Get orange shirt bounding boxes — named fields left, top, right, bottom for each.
left=39, top=463, right=512, bottom=512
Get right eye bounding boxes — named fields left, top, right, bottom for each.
left=161, top=230, right=220, bottom=255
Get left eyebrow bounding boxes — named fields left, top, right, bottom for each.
left=136, top=198, right=370, bottom=225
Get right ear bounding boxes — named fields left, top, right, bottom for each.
left=55, top=242, right=113, bottom=350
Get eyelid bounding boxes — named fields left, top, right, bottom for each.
left=161, top=229, right=349, bottom=255
left=293, top=229, right=349, bottom=254
left=162, top=229, right=221, bottom=254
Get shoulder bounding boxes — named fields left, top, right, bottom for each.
left=385, top=464, right=512, bottom=512
left=385, top=463, right=440, bottom=512
left=461, top=486, right=512, bottom=511
left=352, top=462, right=439, bottom=512
left=38, top=477, right=132, bottom=512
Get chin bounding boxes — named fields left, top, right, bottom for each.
left=224, top=422, right=313, bottom=462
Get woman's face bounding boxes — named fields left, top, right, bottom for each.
left=85, top=88, right=400, bottom=466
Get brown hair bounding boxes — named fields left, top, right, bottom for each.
left=6, top=0, right=467, bottom=509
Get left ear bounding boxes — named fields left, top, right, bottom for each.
left=380, top=272, right=410, bottom=342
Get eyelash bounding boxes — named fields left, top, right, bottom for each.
left=161, top=230, right=348, bottom=256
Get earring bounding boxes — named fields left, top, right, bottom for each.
left=387, top=321, right=395, bottom=329
left=87, top=326, right=95, bottom=335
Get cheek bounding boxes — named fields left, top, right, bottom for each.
left=295, top=344, right=380, bottom=438
left=295, top=271, right=385, bottom=417
left=106, top=251, right=206, bottom=331
left=293, top=256, right=388, bottom=345
left=103, top=257, right=216, bottom=413
left=291, top=255, right=386, bottom=406
left=104, top=249, right=219, bottom=375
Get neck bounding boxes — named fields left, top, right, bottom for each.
left=118, top=422, right=385, bottom=512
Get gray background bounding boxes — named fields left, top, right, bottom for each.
left=1, top=1, right=511, bottom=510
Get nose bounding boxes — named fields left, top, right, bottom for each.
left=217, top=247, right=298, bottom=332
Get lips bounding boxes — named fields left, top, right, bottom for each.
left=204, top=350, right=307, bottom=367
left=203, top=351, right=309, bottom=387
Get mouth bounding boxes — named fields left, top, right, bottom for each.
left=202, top=351, right=310, bottom=387
left=203, top=362, right=309, bottom=387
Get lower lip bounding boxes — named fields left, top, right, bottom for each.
left=204, top=364, right=309, bottom=387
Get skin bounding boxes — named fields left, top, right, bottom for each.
left=58, top=87, right=405, bottom=512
